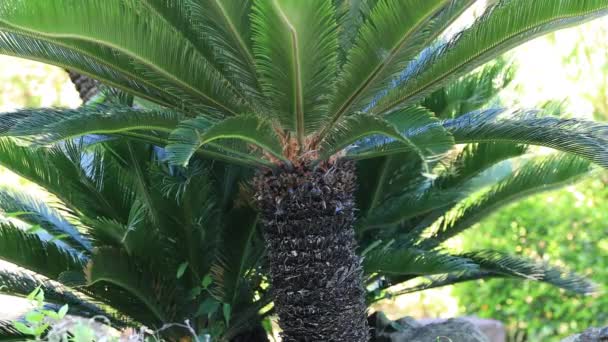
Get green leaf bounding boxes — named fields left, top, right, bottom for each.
left=0, top=28, right=178, bottom=109
left=0, top=0, right=247, bottom=116
left=427, top=154, right=593, bottom=244
left=167, top=114, right=286, bottom=166
left=57, top=304, right=69, bottom=320
left=0, top=223, right=85, bottom=280
left=346, top=106, right=454, bottom=160
left=423, top=59, right=514, bottom=119
left=12, top=322, right=34, bottom=336
left=24, top=312, right=44, bottom=324
left=391, top=251, right=596, bottom=296
left=445, top=111, right=608, bottom=168
left=325, top=0, right=449, bottom=132
left=176, top=262, right=189, bottom=279
left=202, top=274, right=213, bottom=289
left=319, top=113, right=413, bottom=160
left=363, top=246, right=477, bottom=276
left=85, top=247, right=182, bottom=324
left=211, top=207, right=260, bottom=307
left=142, top=0, right=261, bottom=103
left=251, top=0, right=338, bottom=144
left=223, top=303, right=232, bottom=326
left=434, top=142, right=528, bottom=189
left=374, top=0, right=608, bottom=113
left=7, top=106, right=182, bottom=145
left=196, top=297, right=220, bottom=317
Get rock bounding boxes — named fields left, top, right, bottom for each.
left=561, top=326, right=608, bottom=342
left=418, top=317, right=506, bottom=342
left=370, top=312, right=489, bottom=342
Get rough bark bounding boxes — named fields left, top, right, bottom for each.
left=66, top=70, right=99, bottom=103
left=254, top=160, right=369, bottom=341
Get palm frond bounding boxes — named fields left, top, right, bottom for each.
left=420, top=0, right=477, bottom=47
left=346, top=106, right=454, bottom=160
left=167, top=114, right=286, bottom=166
left=423, top=59, right=514, bottom=119
left=434, top=142, right=528, bottom=189
left=6, top=106, right=182, bottom=146
left=0, top=139, right=125, bottom=221
left=364, top=185, right=463, bottom=229
left=0, top=30, right=181, bottom=109
left=323, top=0, right=449, bottom=137
left=251, top=0, right=338, bottom=144
left=319, top=113, right=414, bottom=160
left=363, top=246, right=477, bottom=277
left=373, top=0, right=608, bottom=114
left=427, top=154, right=593, bottom=243
left=333, top=0, right=378, bottom=64
left=0, top=269, right=108, bottom=318
left=390, top=251, right=596, bottom=296
left=185, top=0, right=261, bottom=101
left=0, top=222, right=85, bottom=280
left=0, top=0, right=247, bottom=116
left=0, top=187, right=90, bottom=253
left=85, top=247, right=183, bottom=325
left=445, top=110, right=608, bottom=168
left=211, top=207, right=261, bottom=307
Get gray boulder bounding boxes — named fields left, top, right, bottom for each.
left=418, top=317, right=506, bottom=342
left=371, top=313, right=489, bottom=342
left=561, top=327, right=608, bottom=342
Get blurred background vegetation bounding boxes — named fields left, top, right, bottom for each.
left=0, top=14, right=606, bottom=342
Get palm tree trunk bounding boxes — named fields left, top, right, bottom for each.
left=254, top=160, right=369, bottom=341
left=66, top=70, right=99, bottom=103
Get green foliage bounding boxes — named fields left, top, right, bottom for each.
left=454, top=178, right=608, bottom=339
left=12, top=287, right=68, bottom=340
left=0, top=0, right=608, bottom=339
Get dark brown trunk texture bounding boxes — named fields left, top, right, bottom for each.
left=66, top=70, right=99, bottom=103
left=254, top=160, right=369, bottom=341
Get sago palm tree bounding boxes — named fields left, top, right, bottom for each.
left=1, top=0, right=608, bottom=340
left=0, top=62, right=602, bottom=341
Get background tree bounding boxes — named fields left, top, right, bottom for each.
left=0, top=1, right=608, bottom=340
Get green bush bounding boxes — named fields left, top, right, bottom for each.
left=455, top=177, right=608, bottom=340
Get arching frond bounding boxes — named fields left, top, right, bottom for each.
left=445, top=110, right=608, bottom=168
left=427, top=154, right=593, bottom=243
left=373, top=0, right=608, bottom=114
left=324, top=0, right=449, bottom=135
left=423, top=60, right=514, bottom=119
left=0, top=139, right=124, bottom=221
left=363, top=246, right=477, bottom=277
left=0, top=30, right=176, bottom=109
left=6, top=106, right=183, bottom=145
left=389, top=251, right=596, bottom=296
left=434, top=142, right=528, bottom=189
left=0, top=188, right=90, bottom=253
left=0, top=0, right=248, bottom=116
left=167, top=114, right=286, bottom=166
left=346, top=106, right=454, bottom=160
left=85, top=248, right=183, bottom=325
left=251, top=0, right=338, bottom=144
left=319, top=114, right=413, bottom=160
left=211, top=207, right=260, bottom=307
left=185, top=0, right=261, bottom=101
left=0, top=223, right=85, bottom=280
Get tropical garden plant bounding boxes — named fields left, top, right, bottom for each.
left=0, top=0, right=608, bottom=341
